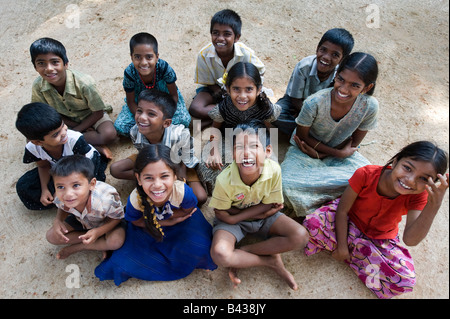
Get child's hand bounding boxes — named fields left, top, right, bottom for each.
left=294, top=136, right=323, bottom=159
left=332, top=246, right=351, bottom=263
left=172, top=207, right=197, bottom=218
left=162, top=211, right=194, bottom=226
left=79, top=229, right=101, bottom=245
left=426, top=173, right=449, bottom=209
left=253, top=203, right=283, bottom=219
left=40, top=189, right=54, bottom=206
left=336, top=139, right=358, bottom=158
left=206, top=153, right=223, bottom=170
left=53, top=219, right=69, bottom=243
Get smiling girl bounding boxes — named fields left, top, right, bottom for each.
left=281, top=52, right=379, bottom=217
left=196, top=62, right=280, bottom=194
left=303, top=141, right=449, bottom=298
left=95, top=144, right=216, bottom=286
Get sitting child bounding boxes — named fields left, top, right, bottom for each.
left=30, top=37, right=117, bottom=158
left=209, top=120, right=309, bottom=290
left=110, top=90, right=207, bottom=206
left=15, top=102, right=107, bottom=211
left=46, top=155, right=126, bottom=260
left=273, top=28, right=354, bottom=136
left=303, top=141, right=449, bottom=298
left=189, top=9, right=265, bottom=128
left=114, top=32, right=191, bottom=136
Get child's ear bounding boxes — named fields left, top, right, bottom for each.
left=362, top=83, right=374, bottom=94
left=163, top=118, right=172, bottom=128
left=135, top=173, right=142, bottom=186
left=89, top=177, right=97, bottom=191
left=265, top=144, right=273, bottom=158
left=234, top=34, right=241, bottom=43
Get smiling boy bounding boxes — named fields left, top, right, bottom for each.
left=273, top=28, right=355, bottom=136
left=46, top=155, right=125, bottom=260
left=209, top=120, right=309, bottom=290
left=190, top=9, right=265, bottom=128
left=30, top=37, right=117, bottom=158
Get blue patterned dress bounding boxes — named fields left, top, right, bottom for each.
left=114, top=59, right=191, bottom=136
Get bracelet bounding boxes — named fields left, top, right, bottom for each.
left=315, top=150, right=320, bottom=159
left=313, top=141, right=321, bottom=150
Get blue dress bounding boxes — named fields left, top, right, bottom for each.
left=95, top=181, right=216, bottom=286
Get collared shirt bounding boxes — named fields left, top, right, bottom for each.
left=348, top=165, right=428, bottom=239
left=194, top=42, right=265, bottom=87
left=54, top=181, right=124, bottom=230
left=209, top=159, right=283, bottom=210
left=31, top=69, right=109, bottom=123
left=284, top=55, right=337, bottom=100
left=130, top=124, right=199, bottom=168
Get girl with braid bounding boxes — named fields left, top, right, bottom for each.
left=95, top=144, right=216, bottom=286
left=197, top=62, right=280, bottom=194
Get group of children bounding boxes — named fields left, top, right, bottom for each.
left=14, top=9, right=449, bottom=299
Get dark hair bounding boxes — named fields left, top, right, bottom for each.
left=134, top=144, right=179, bottom=241
left=384, top=141, right=449, bottom=180
left=50, top=155, right=95, bottom=181
left=224, top=62, right=273, bottom=119
left=30, top=37, right=69, bottom=66
left=318, top=28, right=354, bottom=58
left=137, top=89, right=177, bottom=120
left=233, top=120, right=271, bottom=147
left=336, top=52, right=379, bottom=95
left=210, top=9, right=242, bottom=37
left=129, top=32, right=158, bottom=55
left=16, top=102, right=63, bottom=140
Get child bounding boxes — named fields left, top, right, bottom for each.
left=196, top=62, right=280, bottom=194
left=15, top=102, right=108, bottom=211
left=281, top=52, right=379, bottom=216
left=110, top=89, right=207, bottom=206
left=46, top=155, right=125, bottom=260
left=95, top=144, right=217, bottom=286
left=303, top=141, right=449, bottom=298
left=30, top=37, right=117, bottom=158
left=189, top=9, right=265, bottom=128
left=114, top=32, right=191, bottom=136
left=209, top=121, right=309, bottom=290
left=273, top=28, right=354, bottom=136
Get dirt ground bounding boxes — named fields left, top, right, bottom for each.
left=0, top=0, right=448, bottom=300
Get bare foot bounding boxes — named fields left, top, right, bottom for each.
left=228, top=268, right=241, bottom=288
left=56, top=244, right=82, bottom=259
left=95, top=145, right=113, bottom=160
left=268, top=254, right=298, bottom=290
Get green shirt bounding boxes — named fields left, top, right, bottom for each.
left=209, top=158, right=283, bottom=210
left=31, top=69, right=109, bottom=123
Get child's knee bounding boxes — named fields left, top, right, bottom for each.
left=106, top=228, right=125, bottom=250
left=292, top=224, right=310, bottom=249
left=46, top=228, right=63, bottom=245
left=210, top=242, right=233, bottom=267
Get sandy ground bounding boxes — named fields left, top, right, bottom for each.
left=0, top=0, right=448, bottom=300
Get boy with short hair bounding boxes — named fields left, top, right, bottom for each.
left=273, top=28, right=355, bottom=136
left=15, top=102, right=107, bottom=211
left=113, top=32, right=191, bottom=137
left=30, top=37, right=117, bottom=158
left=189, top=9, right=265, bottom=128
left=46, top=155, right=125, bottom=260
left=209, top=121, right=309, bottom=290
left=110, top=89, right=208, bottom=206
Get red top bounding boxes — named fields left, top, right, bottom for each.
left=348, top=165, right=428, bottom=240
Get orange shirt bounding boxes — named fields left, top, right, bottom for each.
left=348, top=165, right=428, bottom=239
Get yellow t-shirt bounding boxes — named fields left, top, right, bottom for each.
left=209, top=158, right=283, bottom=210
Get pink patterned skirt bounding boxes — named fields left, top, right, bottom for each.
left=303, top=198, right=415, bottom=299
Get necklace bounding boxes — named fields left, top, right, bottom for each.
left=139, top=71, right=156, bottom=90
